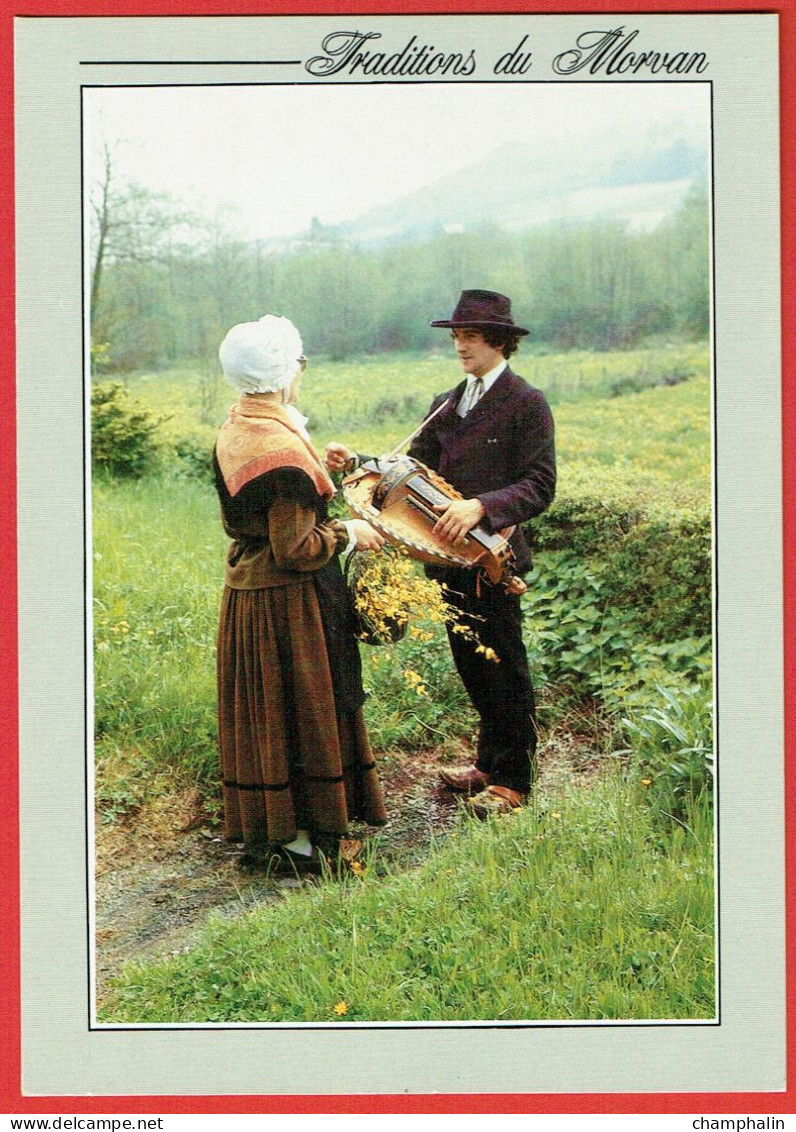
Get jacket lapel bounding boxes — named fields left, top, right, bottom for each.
left=435, top=379, right=467, bottom=432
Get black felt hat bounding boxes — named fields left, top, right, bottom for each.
left=430, top=289, right=529, bottom=335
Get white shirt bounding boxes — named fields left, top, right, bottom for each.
left=284, top=403, right=311, bottom=439
left=457, top=360, right=506, bottom=416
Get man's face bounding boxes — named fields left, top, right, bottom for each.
left=451, top=328, right=505, bottom=378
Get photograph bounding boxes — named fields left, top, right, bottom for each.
left=86, top=78, right=715, bottom=1027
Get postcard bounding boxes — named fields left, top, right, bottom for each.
left=11, top=5, right=787, bottom=1105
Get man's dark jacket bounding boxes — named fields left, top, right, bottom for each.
left=407, top=366, right=556, bottom=575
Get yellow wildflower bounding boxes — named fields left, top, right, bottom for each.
left=403, top=668, right=428, bottom=696
left=333, top=1001, right=349, bottom=1016
left=348, top=547, right=498, bottom=661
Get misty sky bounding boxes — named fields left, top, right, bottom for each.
left=85, top=82, right=710, bottom=242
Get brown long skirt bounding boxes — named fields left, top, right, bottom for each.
left=217, top=580, right=387, bottom=848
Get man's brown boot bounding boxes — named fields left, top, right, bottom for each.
left=438, top=765, right=491, bottom=795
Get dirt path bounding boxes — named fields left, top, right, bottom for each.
left=95, top=734, right=591, bottom=1004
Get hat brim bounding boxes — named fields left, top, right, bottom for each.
left=430, top=318, right=529, bottom=335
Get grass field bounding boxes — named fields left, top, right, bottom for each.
left=118, top=342, right=710, bottom=486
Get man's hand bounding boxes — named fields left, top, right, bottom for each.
left=324, top=442, right=355, bottom=473
left=432, top=498, right=486, bottom=545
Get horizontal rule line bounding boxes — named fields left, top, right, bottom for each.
left=80, top=60, right=303, bottom=66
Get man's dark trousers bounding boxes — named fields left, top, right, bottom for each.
left=436, top=566, right=536, bottom=795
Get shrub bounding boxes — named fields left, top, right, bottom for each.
left=172, top=434, right=215, bottom=481
left=91, top=382, right=165, bottom=479
left=523, top=462, right=711, bottom=715
left=157, top=418, right=216, bottom=482
left=91, top=341, right=112, bottom=375
left=99, top=771, right=716, bottom=1024
left=527, top=464, right=710, bottom=630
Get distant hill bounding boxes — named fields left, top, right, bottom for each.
left=265, top=125, right=708, bottom=252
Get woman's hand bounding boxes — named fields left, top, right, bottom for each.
left=324, top=442, right=355, bottom=473
left=350, top=519, right=385, bottom=552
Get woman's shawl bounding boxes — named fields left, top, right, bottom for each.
left=215, top=396, right=335, bottom=501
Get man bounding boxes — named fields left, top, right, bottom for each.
left=326, top=289, right=556, bottom=816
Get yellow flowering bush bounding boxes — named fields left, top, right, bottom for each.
left=347, top=548, right=446, bottom=644
left=346, top=547, right=498, bottom=665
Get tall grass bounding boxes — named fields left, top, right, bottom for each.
left=100, top=772, right=715, bottom=1024
left=92, top=477, right=225, bottom=810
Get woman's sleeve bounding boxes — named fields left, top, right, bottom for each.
left=269, top=499, right=350, bottom=572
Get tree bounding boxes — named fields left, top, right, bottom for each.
left=89, top=142, right=202, bottom=370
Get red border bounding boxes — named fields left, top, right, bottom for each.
left=1, top=0, right=792, bottom=1116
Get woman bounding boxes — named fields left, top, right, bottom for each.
left=213, top=314, right=387, bottom=872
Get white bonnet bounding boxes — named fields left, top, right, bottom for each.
left=218, top=315, right=304, bottom=394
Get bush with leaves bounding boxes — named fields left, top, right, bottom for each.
left=521, top=459, right=713, bottom=822
left=91, top=382, right=165, bottom=479
left=156, top=417, right=216, bottom=482
left=525, top=463, right=710, bottom=661
left=523, top=459, right=711, bottom=728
